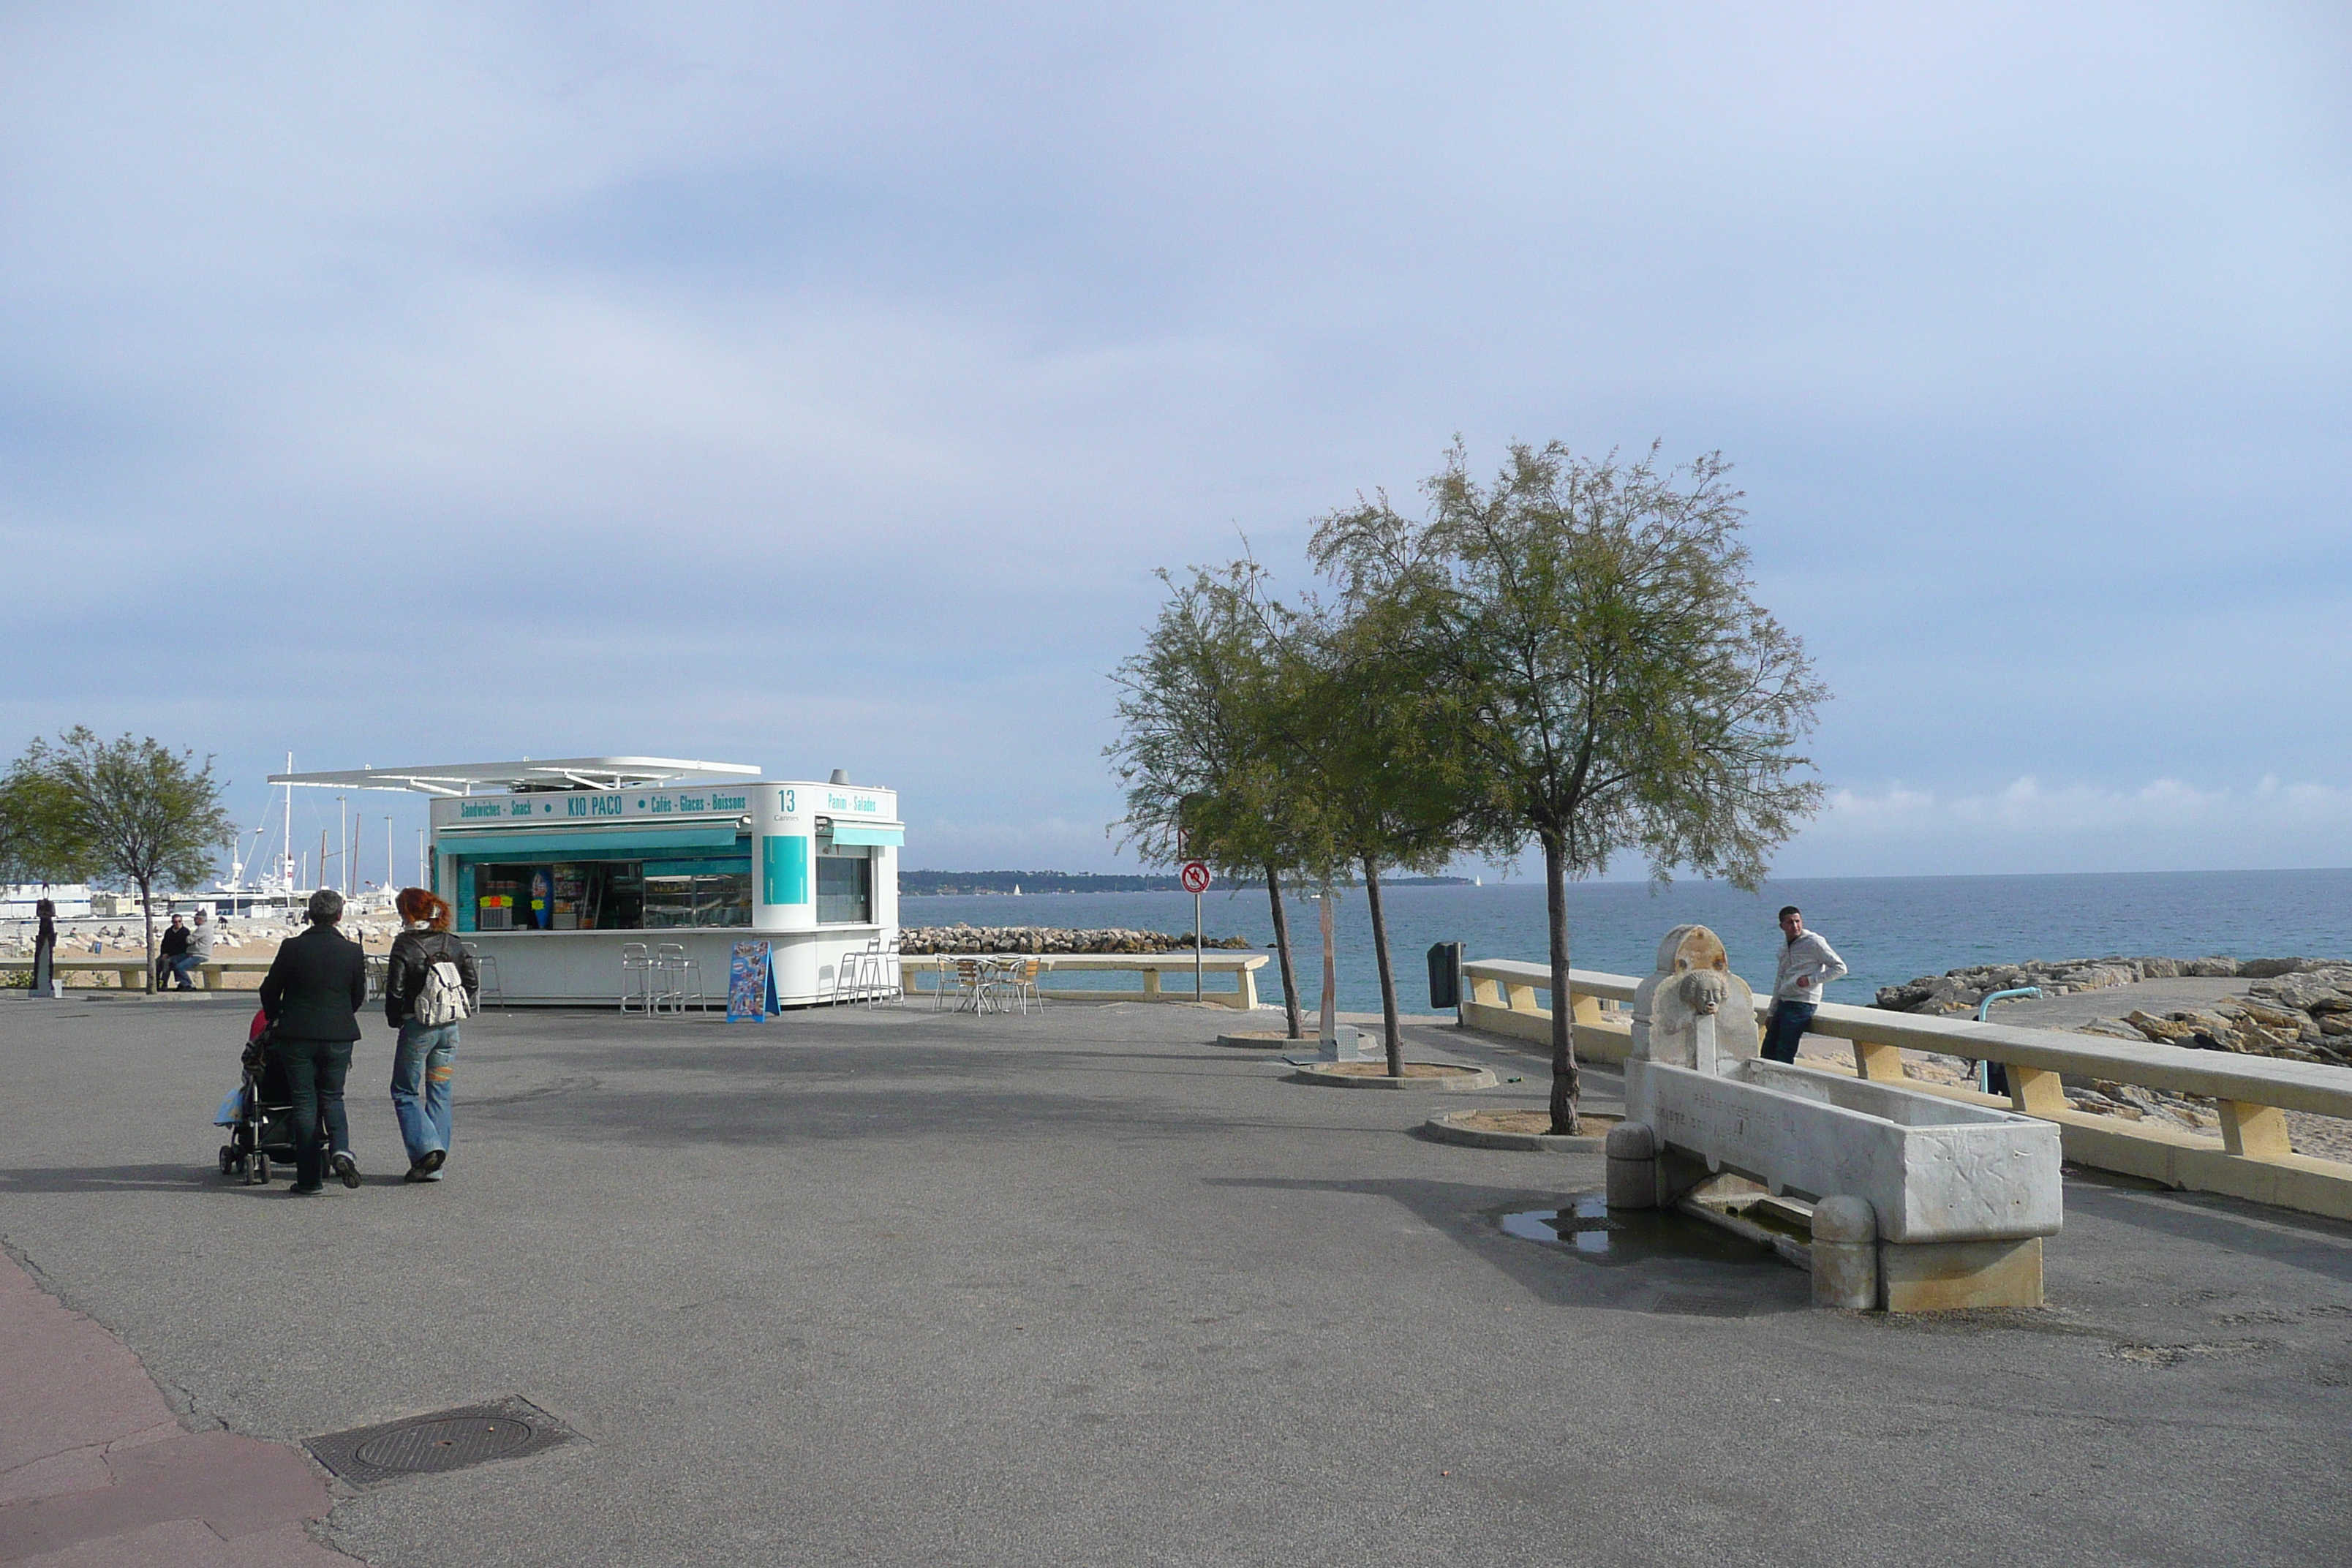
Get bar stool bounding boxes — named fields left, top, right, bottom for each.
left=620, top=941, right=655, bottom=1014
left=829, top=938, right=883, bottom=1007
left=866, top=937, right=903, bottom=1009
left=461, top=942, right=503, bottom=1009
left=653, top=942, right=704, bottom=1015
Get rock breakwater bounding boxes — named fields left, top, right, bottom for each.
left=1875, top=955, right=2352, bottom=1068
left=900, top=924, right=1254, bottom=955
left=1874, top=954, right=2340, bottom=1015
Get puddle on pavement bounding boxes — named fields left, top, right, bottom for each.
left=1497, top=1191, right=1783, bottom=1268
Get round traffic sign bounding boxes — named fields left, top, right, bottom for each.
left=1180, top=861, right=1211, bottom=894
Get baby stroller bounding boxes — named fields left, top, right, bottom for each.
left=214, top=1008, right=319, bottom=1186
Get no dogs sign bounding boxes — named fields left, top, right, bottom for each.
left=1180, top=861, right=1211, bottom=894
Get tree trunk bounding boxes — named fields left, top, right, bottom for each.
left=1264, top=862, right=1303, bottom=1039
left=1363, top=855, right=1403, bottom=1076
left=1545, top=837, right=1581, bottom=1134
left=138, top=874, right=156, bottom=995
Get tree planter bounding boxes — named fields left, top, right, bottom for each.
left=1286, top=1061, right=1496, bottom=1090
left=1424, top=1107, right=1621, bottom=1151
left=1214, top=1029, right=1304, bottom=1048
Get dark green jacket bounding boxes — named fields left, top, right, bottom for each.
left=258, top=924, right=368, bottom=1042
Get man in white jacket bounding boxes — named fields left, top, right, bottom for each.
left=1764, top=905, right=1847, bottom=1063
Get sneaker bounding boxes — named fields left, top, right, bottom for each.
left=419, top=1148, right=446, bottom=1175
left=287, top=1182, right=323, bottom=1196
left=331, top=1151, right=361, bottom=1189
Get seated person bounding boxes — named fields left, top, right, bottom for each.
left=179, top=908, right=216, bottom=988
left=158, top=916, right=192, bottom=989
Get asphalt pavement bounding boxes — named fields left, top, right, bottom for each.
left=2, top=992, right=2348, bottom=1567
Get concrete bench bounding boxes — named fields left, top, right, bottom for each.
left=12, top=956, right=365, bottom=995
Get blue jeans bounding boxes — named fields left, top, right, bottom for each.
left=1762, top=1000, right=1817, bottom=1063
left=167, top=954, right=201, bottom=989
left=391, top=1022, right=459, bottom=1166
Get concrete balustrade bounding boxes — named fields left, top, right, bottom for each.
left=16, top=951, right=1269, bottom=1009
left=1462, top=957, right=2352, bottom=1223
left=899, top=952, right=1265, bottom=1010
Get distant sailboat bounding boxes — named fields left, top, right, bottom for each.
left=1473, top=875, right=1482, bottom=887
left=1013, top=883, right=1022, bottom=896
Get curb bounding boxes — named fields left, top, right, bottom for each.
left=1422, top=1108, right=1621, bottom=1151
left=1285, top=1062, right=1499, bottom=1091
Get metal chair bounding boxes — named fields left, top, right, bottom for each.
left=653, top=942, right=704, bottom=1015
left=620, top=941, right=655, bottom=1014
left=928, top=954, right=960, bottom=1010
left=461, top=941, right=503, bottom=1009
left=951, top=957, right=997, bottom=1014
left=998, top=957, right=1046, bottom=1014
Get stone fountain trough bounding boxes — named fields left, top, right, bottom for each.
left=1610, top=925, right=2063, bottom=1311
left=1626, top=1056, right=2062, bottom=1244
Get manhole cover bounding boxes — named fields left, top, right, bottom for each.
left=355, top=1416, right=533, bottom=1472
left=308, top=1397, right=574, bottom=1488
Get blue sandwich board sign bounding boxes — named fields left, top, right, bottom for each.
left=728, top=941, right=777, bottom=1022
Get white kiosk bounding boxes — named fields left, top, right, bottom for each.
left=271, top=758, right=902, bottom=1007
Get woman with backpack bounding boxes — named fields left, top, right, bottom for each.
left=384, top=888, right=480, bottom=1183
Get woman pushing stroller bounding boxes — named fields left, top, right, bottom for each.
left=257, top=889, right=370, bottom=1194
left=383, top=888, right=478, bottom=1183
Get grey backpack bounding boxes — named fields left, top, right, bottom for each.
left=412, top=943, right=472, bottom=1027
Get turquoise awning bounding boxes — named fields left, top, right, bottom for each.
left=438, top=826, right=743, bottom=858
left=828, top=824, right=905, bottom=847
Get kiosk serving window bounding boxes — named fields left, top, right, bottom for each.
left=474, top=862, right=646, bottom=930
left=644, top=858, right=753, bottom=929
left=816, top=851, right=872, bottom=924
left=466, top=854, right=755, bottom=930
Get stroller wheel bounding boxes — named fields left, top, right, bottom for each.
left=218, top=1145, right=235, bottom=1176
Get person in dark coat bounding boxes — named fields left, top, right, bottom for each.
left=157, top=916, right=190, bottom=990
left=257, top=889, right=370, bottom=1194
left=31, top=889, right=56, bottom=995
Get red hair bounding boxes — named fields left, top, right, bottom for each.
left=396, top=887, right=452, bottom=931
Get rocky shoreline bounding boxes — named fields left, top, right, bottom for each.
left=900, top=924, right=1255, bottom=956
left=1872, top=954, right=2351, bottom=1068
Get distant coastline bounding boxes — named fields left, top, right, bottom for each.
left=901, top=869, right=1474, bottom=896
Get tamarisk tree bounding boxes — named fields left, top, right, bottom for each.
left=18, top=728, right=237, bottom=992
left=1109, top=561, right=1326, bottom=1038
left=1316, top=441, right=1828, bottom=1133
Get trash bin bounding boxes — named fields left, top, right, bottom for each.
left=1427, top=941, right=1462, bottom=1011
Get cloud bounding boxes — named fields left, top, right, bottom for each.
left=1, top=4, right=2346, bottom=881
left=1789, top=774, right=2352, bottom=875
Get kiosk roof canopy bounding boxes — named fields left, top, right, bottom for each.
left=270, top=757, right=762, bottom=795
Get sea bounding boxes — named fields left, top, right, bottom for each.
left=905, top=868, right=2352, bottom=1014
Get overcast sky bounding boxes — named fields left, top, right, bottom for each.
left=3, top=3, right=2346, bottom=886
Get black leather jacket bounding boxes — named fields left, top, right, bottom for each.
left=385, top=928, right=480, bottom=1028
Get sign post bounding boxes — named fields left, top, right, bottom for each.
left=1180, top=861, right=1210, bottom=1000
